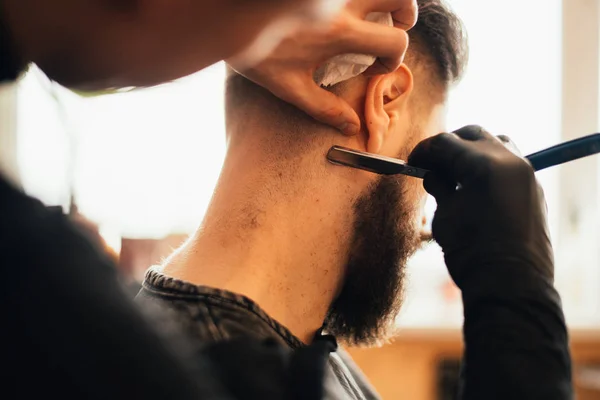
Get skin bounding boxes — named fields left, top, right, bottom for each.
left=1, top=0, right=315, bottom=89
left=1, top=0, right=417, bottom=133
left=162, top=64, right=447, bottom=344
left=231, top=0, right=419, bottom=134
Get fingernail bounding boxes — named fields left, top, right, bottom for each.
left=340, top=123, right=359, bottom=135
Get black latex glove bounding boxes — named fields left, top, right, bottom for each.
left=408, top=125, right=553, bottom=286
left=409, top=125, right=572, bottom=400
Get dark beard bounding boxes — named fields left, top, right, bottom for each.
left=324, top=175, right=421, bottom=346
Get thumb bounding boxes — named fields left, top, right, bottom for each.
left=497, top=135, right=524, bottom=157
left=276, top=77, right=361, bottom=135
left=423, top=172, right=456, bottom=203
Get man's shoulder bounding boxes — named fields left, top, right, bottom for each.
left=136, top=270, right=380, bottom=400
left=136, top=269, right=296, bottom=347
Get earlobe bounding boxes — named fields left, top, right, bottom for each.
left=363, top=65, right=414, bottom=154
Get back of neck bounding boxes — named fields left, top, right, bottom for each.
left=163, top=141, right=359, bottom=343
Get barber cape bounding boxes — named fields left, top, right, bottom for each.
left=136, top=269, right=380, bottom=400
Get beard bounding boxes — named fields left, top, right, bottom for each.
left=324, top=175, right=422, bottom=346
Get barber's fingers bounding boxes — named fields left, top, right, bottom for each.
left=349, top=0, right=418, bottom=29
left=344, top=0, right=415, bottom=75
left=459, top=128, right=524, bottom=157
left=408, top=132, right=471, bottom=174
left=423, top=172, right=456, bottom=202
left=453, top=125, right=494, bottom=142
left=410, top=126, right=530, bottom=191
left=272, top=73, right=361, bottom=135
left=408, top=129, right=494, bottom=187
left=391, top=0, right=419, bottom=30
left=340, top=21, right=409, bottom=74
left=364, top=34, right=410, bottom=76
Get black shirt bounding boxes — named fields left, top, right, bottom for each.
left=137, top=267, right=381, bottom=400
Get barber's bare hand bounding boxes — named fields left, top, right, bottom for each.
left=228, top=0, right=418, bottom=136
left=408, top=125, right=553, bottom=287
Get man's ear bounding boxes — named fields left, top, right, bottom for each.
left=363, top=65, right=414, bottom=154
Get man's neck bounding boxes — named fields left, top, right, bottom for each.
left=163, top=138, right=363, bottom=343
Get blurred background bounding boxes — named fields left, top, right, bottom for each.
left=0, top=0, right=599, bottom=398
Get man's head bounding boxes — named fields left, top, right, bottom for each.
left=224, top=0, right=467, bottom=345
left=1, top=0, right=324, bottom=89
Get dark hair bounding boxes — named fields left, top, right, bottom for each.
left=408, top=0, right=469, bottom=88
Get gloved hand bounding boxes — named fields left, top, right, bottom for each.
left=408, top=125, right=554, bottom=288
left=229, top=0, right=418, bottom=136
